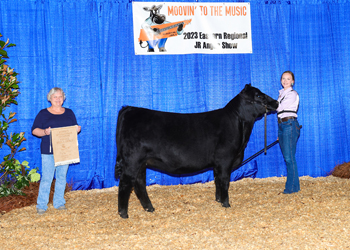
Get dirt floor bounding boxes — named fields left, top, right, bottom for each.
left=0, top=181, right=72, bottom=214
left=1, top=175, right=350, bottom=249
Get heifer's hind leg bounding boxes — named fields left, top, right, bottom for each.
left=118, top=173, right=133, bottom=219
left=213, top=167, right=222, bottom=202
left=134, top=165, right=154, bottom=213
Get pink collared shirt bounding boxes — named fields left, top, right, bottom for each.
left=277, top=87, right=299, bottom=119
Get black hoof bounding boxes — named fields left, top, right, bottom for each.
left=119, top=212, right=129, bottom=219
left=222, top=203, right=231, bottom=208
left=145, top=207, right=155, bottom=213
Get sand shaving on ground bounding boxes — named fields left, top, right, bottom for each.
left=1, top=175, right=350, bottom=249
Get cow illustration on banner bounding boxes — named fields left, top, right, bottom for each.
left=138, top=5, right=192, bottom=52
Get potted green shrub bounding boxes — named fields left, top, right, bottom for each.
left=0, top=33, right=40, bottom=197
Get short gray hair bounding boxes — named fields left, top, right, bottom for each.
left=47, top=87, right=66, bottom=101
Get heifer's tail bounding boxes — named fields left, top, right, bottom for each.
left=115, top=106, right=131, bottom=179
left=115, top=159, right=123, bottom=179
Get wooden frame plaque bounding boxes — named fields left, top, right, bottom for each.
left=51, top=125, right=80, bottom=167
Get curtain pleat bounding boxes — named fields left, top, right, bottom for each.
left=1, top=0, right=349, bottom=190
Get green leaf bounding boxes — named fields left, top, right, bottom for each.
left=22, top=160, right=29, bottom=166
left=2, top=122, right=9, bottom=130
left=29, top=170, right=40, bottom=182
left=0, top=49, right=8, bottom=58
left=11, top=133, right=20, bottom=141
left=15, top=177, right=30, bottom=189
left=14, top=163, right=21, bottom=171
left=0, top=184, right=25, bottom=197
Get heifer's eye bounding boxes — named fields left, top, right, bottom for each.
left=256, top=91, right=265, bottom=99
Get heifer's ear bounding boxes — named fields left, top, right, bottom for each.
left=243, top=83, right=251, bottom=91
left=143, top=7, right=150, bottom=11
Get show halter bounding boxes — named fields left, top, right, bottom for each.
left=239, top=106, right=279, bottom=167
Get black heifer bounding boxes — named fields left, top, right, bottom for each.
left=115, top=84, right=278, bottom=218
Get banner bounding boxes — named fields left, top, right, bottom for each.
left=51, top=126, right=80, bottom=167
left=132, top=2, right=252, bottom=55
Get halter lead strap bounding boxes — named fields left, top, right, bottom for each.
left=264, top=108, right=267, bottom=155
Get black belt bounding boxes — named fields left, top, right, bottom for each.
left=278, top=116, right=296, bottom=124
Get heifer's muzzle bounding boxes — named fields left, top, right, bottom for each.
left=266, top=100, right=279, bottom=112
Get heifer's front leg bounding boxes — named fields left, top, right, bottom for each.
left=214, top=167, right=231, bottom=207
left=219, top=177, right=231, bottom=208
left=134, top=165, right=154, bottom=213
left=118, top=173, right=133, bottom=219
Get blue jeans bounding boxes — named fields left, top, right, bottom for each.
left=36, top=154, right=69, bottom=210
left=278, top=119, right=301, bottom=193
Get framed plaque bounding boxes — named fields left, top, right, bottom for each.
left=51, top=125, right=80, bottom=167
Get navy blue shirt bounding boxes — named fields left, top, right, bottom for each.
left=32, top=108, right=78, bottom=154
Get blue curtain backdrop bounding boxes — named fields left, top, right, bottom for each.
left=1, top=0, right=349, bottom=190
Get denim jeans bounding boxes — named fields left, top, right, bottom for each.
left=278, top=119, right=301, bottom=193
left=36, top=154, right=69, bottom=210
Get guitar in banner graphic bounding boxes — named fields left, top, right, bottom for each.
left=139, top=19, right=192, bottom=42
left=138, top=5, right=192, bottom=52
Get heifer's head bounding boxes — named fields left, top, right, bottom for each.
left=143, top=5, right=166, bottom=24
left=238, top=84, right=279, bottom=116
